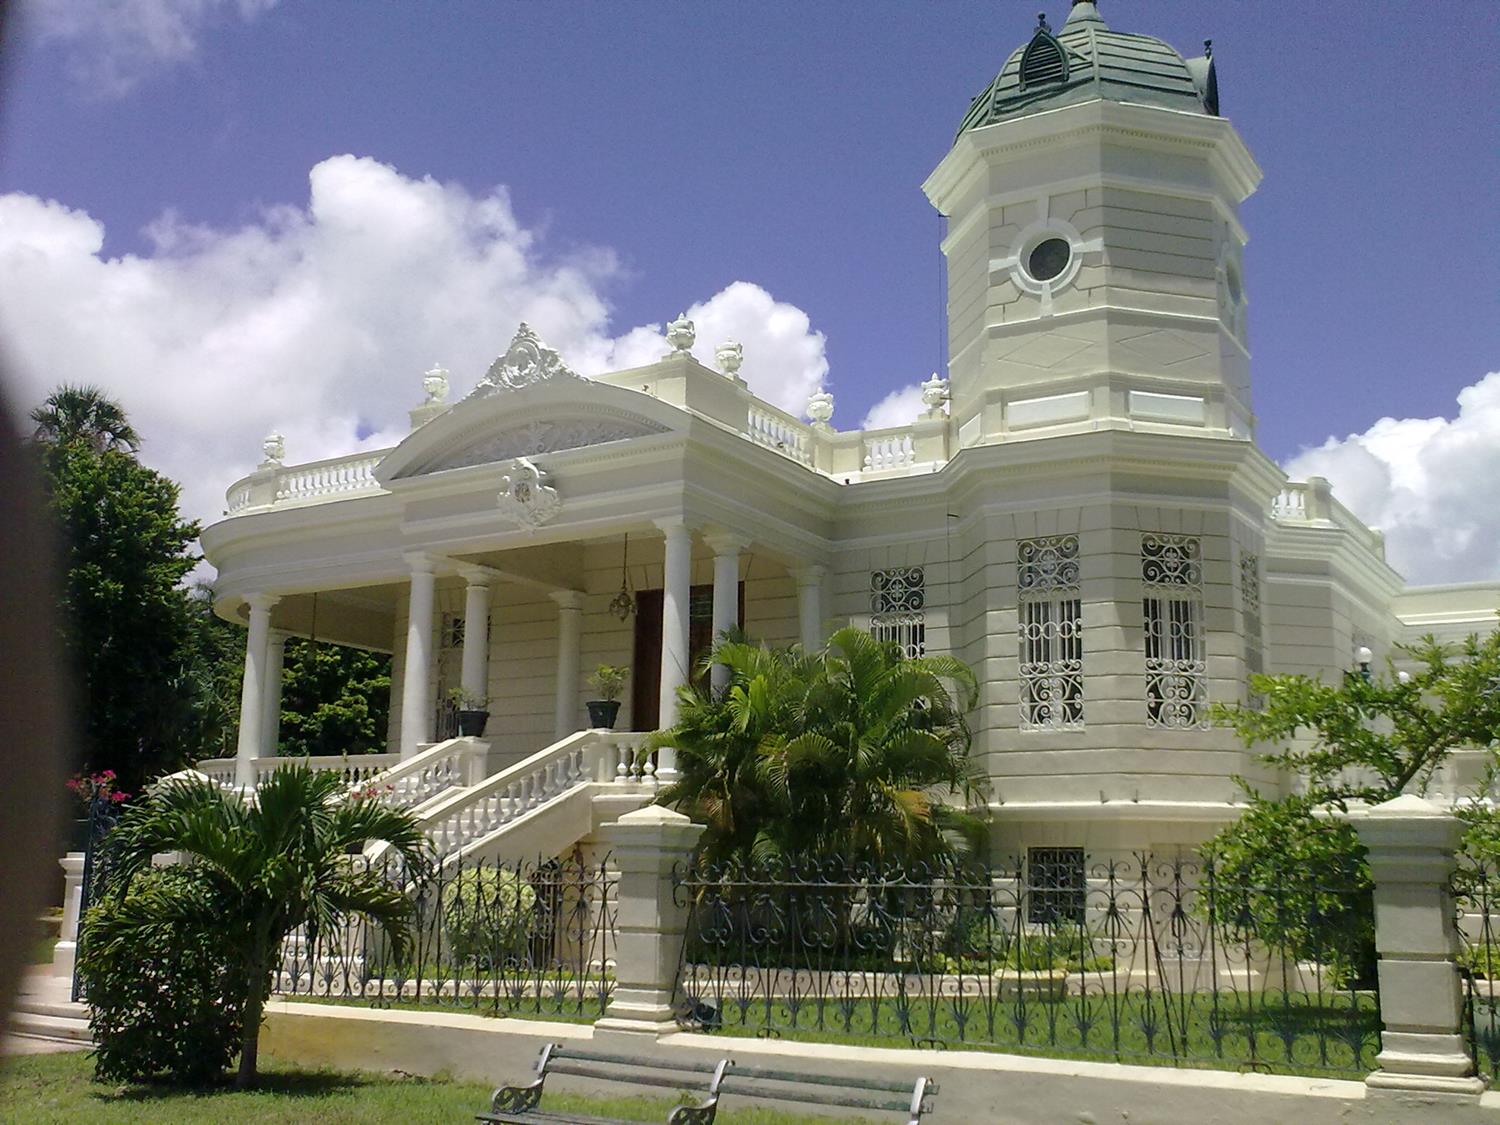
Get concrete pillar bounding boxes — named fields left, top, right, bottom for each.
left=51, top=853, right=84, bottom=978
left=793, top=564, right=826, bottom=650
left=1354, top=794, right=1486, bottom=1096
left=234, top=593, right=279, bottom=787
left=260, top=630, right=287, bottom=757
left=704, top=533, right=747, bottom=695
left=654, top=519, right=692, bottom=782
left=595, top=805, right=706, bottom=1038
left=399, top=555, right=437, bottom=759
left=551, top=590, right=584, bottom=739
left=459, top=571, right=491, bottom=704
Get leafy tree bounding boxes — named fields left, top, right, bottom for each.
left=97, top=765, right=429, bottom=1086
left=30, top=383, right=141, bottom=452
left=652, top=627, right=985, bottom=868
left=32, top=418, right=203, bottom=791
left=277, top=638, right=391, bottom=757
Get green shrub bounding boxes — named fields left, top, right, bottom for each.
left=439, top=866, right=537, bottom=966
left=77, top=866, right=246, bottom=1085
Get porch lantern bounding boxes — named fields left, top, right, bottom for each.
left=608, top=534, right=635, bottom=621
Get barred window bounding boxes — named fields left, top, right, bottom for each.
left=1240, top=552, right=1265, bottom=709
left=1142, top=533, right=1208, bottom=728
left=1018, top=535, right=1083, bottom=730
left=441, top=612, right=466, bottom=650
left=1026, top=847, right=1086, bottom=925
left=871, top=567, right=926, bottom=659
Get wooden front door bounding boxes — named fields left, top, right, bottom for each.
left=630, top=583, right=741, bottom=731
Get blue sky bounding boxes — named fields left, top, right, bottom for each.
left=2, top=1, right=1498, bottom=581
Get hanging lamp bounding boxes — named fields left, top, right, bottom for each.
left=608, top=533, right=635, bottom=621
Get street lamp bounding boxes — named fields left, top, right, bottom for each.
left=1356, top=646, right=1373, bottom=683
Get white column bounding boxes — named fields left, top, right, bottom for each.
left=551, top=590, right=584, bottom=739
left=260, top=630, right=287, bottom=758
left=656, top=519, right=693, bottom=734
left=399, top=555, right=437, bottom=759
left=459, top=571, right=491, bottom=704
left=704, top=533, right=747, bottom=695
left=793, top=564, right=826, bottom=650
left=234, top=593, right=279, bottom=787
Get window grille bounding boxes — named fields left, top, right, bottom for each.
left=1018, top=535, right=1083, bottom=730
left=1026, top=847, right=1086, bottom=925
left=441, top=613, right=465, bottom=650
left=870, top=567, right=926, bottom=659
left=1240, top=552, right=1265, bottom=709
left=1142, top=533, right=1208, bottom=728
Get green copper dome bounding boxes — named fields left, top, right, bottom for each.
left=956, top=2, right=1218, bottom=140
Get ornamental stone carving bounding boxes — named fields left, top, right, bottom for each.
left=806, top=390, right=834, bottom=428
left=422, top=364, right=450, bottom=404
left=920, top=373, right=949, bottom=415
left=261, top=431, right=285, bottom=464
left=715, top=340, right=743, bottom=377
left=496, top=457, right=560, bottom=528
left=428, top=416, right=669, bottom=473
left=665, top=314, right=695, bottom=355
left=471, top=323, right=579, bottom=396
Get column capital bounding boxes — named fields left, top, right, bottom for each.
left=455, top=562, right=494, bottom=587
left=703, top=530, right=752, bottom=556
left=653, top=516, right=694, bottom=539
left=242, top=592, right=281, bottom=614
left=791, top=563, right=827, bottom=586
left=403, top=551, right=436, bottom=575
left=549, top=589, right=585, bottom=610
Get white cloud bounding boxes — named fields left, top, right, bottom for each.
left=23, top=0, right=279, bottom=96
left=860, top=382, right=926, bottom=431
left=1285, top=371, right=1500, bottom=585
left=0, top=155, right=828, bottom=541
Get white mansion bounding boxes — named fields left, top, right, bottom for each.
left=201, top=2, right=1498, bottom=865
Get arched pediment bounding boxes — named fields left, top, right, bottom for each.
left=376, top=379, right=676, bottom=483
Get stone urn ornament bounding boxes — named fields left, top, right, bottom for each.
left=715, top=340, right=744, bottom=378
left=806, top=390, right=835, bottom=429
left=261, top=431, right=285, bottom=464
left=920, top=373, right=949, bottom=416
left=665, top=314, right=696, bottom=355
left=422, top=364, right=450, bottom=405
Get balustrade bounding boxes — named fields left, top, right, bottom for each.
left=746, top=406, right=813, bottom=466
left=862, top=430, right=916, bottom=472
left=1271, top=484, right=1308, bottom=520
left=275, top=454, right=384, bottom=502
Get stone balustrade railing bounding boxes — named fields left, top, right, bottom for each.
left=745, top=404, right=813, bottom=466
left=862, top=429, right=917, bottom=472
left=413, top=729, right=649, bottom=861
left=196, top=752, right=401, bottom=789
left=1270, top=477, right=1387, bottom=560
left=224, top=448, right=393, bottom=515
left=356, top=736, right=490, bottom=809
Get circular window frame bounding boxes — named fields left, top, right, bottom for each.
left=1007, top=218, right=1085, bottom=299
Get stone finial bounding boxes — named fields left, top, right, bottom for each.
left=715, top=340, right=743, bottom=377
left=806, top=390, right=835, bottom=429
left=422, top=363, right=450, bottom=405
left=920, top=373, right=949, bottom=416
left=665, top=314, right=695, bottom=355
left=261, top=431, right=284, bottom=464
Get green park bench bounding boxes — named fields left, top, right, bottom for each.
left=477, top=1042, right=938, bottom=1124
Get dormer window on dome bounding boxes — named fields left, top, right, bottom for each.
left=1019, top=16, right=1068, bottom=91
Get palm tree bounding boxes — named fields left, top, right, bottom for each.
left=30, top=383, right=141, bottom=452
left=652, top=627, right=986, bottom=869
left=100, top=765, right=429, bottom=1086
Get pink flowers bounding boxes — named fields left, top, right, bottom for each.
left=66, top=769, right=130, bottom=807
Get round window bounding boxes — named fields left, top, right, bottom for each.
left=1027, top=237, right=1071, bottom=283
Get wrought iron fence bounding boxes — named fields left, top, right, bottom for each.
left=277, top=852, right=616, bottom=1022
left=673, top=854, right=1379, bottom=1077
left=71, top=792, right=123, bottom=1003
left=1454, top=860, right=1500, bottom=1080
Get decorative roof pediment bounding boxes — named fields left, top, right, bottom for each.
left=467, top=322, right=580, bottom=397
left=423, top=413, right=669, bottom=474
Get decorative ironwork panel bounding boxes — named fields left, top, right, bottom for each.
left=871, top=567, right=925, bottom=613
left=1018, top=534, right=1080, bottom=593
left=673, top=853, right=1379, bottom=1076
left=1019, top=536, right=1083, bottom=730
left=872, top=612, right=926, bottom=660
left=1239, top=553, right=1260, bottom=615
left=1142, top=534, right=1207, bottom=728
left=1454, top=862, right=1500, bottom=1081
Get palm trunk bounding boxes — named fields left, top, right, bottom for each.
left=235, top=957, right=270, bottom=1088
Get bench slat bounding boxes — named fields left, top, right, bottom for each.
left=718, top=1079, right=915, bottom=1113
left=554, top=1048, right=723, bottom=1075
left=549, top=1061, right=719, bottom=1092
left=720, top=1062, right=925, bottom=1095
left=480, top=1114, right=634, bottom=1125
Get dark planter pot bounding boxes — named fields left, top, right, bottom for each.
left=67, top=818, right=90, bottom=854
left=457, top=709, right=490, bottom=737
left=586, top=700, right=621, bottom=730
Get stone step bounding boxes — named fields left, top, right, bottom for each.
left=8, top=1010, right=91, bottom=1044
left=15, top=998, right=87, bottom=1021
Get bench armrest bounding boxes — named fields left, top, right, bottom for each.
left=907, top=1076, right=932, bottom=1125
left=489, top=1042, right=559, bottom=1115
left=665, top=1058, right=731, bottom=1125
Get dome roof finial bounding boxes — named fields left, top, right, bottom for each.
left=1037, top=11, right=1050, bottom=33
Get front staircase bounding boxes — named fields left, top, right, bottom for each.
left=8, top=973, right=90, bottom=1048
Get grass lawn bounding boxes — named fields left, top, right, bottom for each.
left=0, top=1051, right=881, bottom=1125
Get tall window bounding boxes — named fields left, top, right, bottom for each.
left=1240, top=552, right=1265, bottom=710
left=1142, top=533, right=1207, bottom=728
left=870, top=566, right=925, bottom=659
left=1018, top=535, right=1083, bottom=730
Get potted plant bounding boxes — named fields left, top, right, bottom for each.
left=64, top=770, right=130, bottom=852
left=449, top=688, right=490, bottom=738
left=586, top=664, right=629, bottom=730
